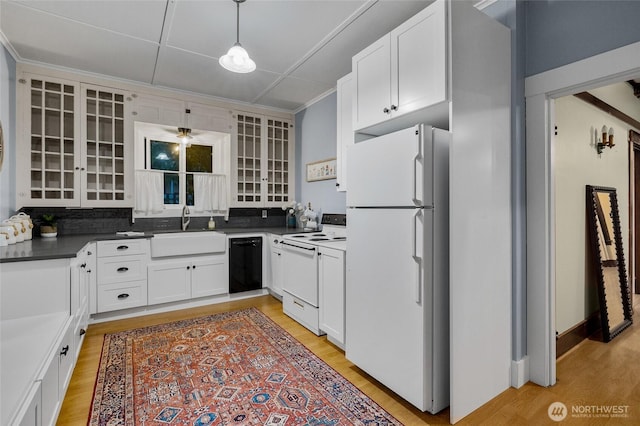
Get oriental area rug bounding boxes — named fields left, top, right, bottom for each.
left=89, top=308, right=400, bottom=425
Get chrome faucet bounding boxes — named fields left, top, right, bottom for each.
left=181, top=205, right=191, bottom=231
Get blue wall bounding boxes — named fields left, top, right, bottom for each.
left=0, top=44, right=16, bottom=219
left=295, top=91, right=346, bottom=215
left=525, top=0, right=640, bottom=76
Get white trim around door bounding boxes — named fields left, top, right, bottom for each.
left=525, top=40, right=640, bottom=386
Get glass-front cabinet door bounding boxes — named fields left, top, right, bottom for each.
left=19, top=75, right=81, bottom=206
left=81, top=84, right=130, bottom=205
left=233, top=112, right=293, bottom=207
left=266, top=118, right=290, bottom=204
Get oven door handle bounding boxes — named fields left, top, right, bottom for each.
left=281, top=241, right=316, bottom=252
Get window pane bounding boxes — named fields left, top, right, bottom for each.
left=163, top=173, right=180, bottom=204
left=186, top=174, right=194, bottom=206
left=186, top=144, right=213, bottom=173
left=151, top=140, right=179, bottom=171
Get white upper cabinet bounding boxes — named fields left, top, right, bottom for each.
left=130, top=93, right=184, bottom=127
left=16, top=73, right=134, bottom=207
left=232, top=112, right=294, bottom=207
left=336, top=73, right=353, bottom=192
left=81, top=84, right=133, bottom=206
left=131, top=95, right=232, bottom=133
left=352, top=0, right=448, bottom=134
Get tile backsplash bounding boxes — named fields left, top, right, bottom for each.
left=18, top=207, right=286, bottom=236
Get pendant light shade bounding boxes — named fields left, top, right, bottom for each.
left=219, top=0, right=256, bottom=73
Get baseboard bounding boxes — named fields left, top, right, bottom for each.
left=510, top=356, right=529, bottom=388
left=556, top=313, right=601, bottom=358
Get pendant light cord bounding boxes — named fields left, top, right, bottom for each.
left=236, top=0, right=240, bottom=44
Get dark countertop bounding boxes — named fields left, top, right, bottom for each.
left=0, top=227, right=307, bottom=263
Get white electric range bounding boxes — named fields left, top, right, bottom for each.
left=280, top=214, right=346, bottom=335
left=282, top=213, right=347, bottom=251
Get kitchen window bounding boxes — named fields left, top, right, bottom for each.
left=134, top=122, right=230, bottom=217
left=148, top=139, right=214, bottom=206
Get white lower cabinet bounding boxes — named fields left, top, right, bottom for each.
left=267, top=234, right=283, bottom=297
left=318, top=247, right=346, bottom=348
left=40, top=320, right=75, bottom=426
left=1, top=258, right=83, bottom=426
left=96, top=239, right=149, bottom=313
left=17, top=382, right=41, bottom=426
left=148, top=255, right=228, bottom=305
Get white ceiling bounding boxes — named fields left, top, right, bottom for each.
left=0, top=0, right=437, bottom=112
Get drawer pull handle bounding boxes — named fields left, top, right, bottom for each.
left=79, top=328, right=86, bottom=336
left=117, top=293, right=130, bottom=299
left=117, top=267, right=129, bottom=272
left=60, top=345, right=69, bottom=357
left=293, top=300, right=304, bottom=309
left=117, top=245, right=129, bottom=251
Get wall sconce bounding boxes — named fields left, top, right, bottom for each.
left=596, top=125, right=614, bottom=154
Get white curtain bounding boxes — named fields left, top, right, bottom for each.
left=134, top=170, right=164, bottom=214
left=193, top=174, right=229, bottom=218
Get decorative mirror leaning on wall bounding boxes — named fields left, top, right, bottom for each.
left=586, top=185, right=633, bottom=342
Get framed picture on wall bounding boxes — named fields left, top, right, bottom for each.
left=306, top=157, right=337, bottom=182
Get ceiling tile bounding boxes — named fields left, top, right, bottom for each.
left=256, top=75, right=334, bottom=111
left=154, top=46, right=282, bottom=105
left=291, top=1, right=430, bottom=84
left=4, top=0, right=166, bottom=42
left=167, top=0, right=367, bottom=74
left=1, top=2, right=159, bottom=82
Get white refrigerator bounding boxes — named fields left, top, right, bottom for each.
left=345, top=124, right=450, bottom=413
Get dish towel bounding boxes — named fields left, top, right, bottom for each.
left=193, top=174, right=229, bottom=219
left=134, top=170, right=164, bottom=214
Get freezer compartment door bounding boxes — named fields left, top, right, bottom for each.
left=346, top=207, right=439, bottom=412
left=347, top=125, right=433, bottom=207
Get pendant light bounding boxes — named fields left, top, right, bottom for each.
left=219, top=0, right=256, bottom=73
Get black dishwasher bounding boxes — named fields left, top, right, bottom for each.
left=229, top=237, right=263, bottom=293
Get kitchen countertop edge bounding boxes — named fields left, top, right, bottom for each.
left=0, top=227, right=309, bottom=263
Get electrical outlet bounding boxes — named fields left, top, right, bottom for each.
left=262, top=209, right=267, bottom=219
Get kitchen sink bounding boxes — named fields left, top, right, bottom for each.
left=151, top=231, right=226, bottom=257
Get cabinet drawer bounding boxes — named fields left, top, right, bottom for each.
left=98, top=256, right=146, bottom=284
left=97, top=281, right=147, bottom=313
left=97, top=239, right=149, bottom=257
left=283, top=292, right=322, bottom=336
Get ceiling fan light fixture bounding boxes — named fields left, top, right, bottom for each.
left=220, top=0, right=256, bottom=74
left=177, top=127, right=193, bottom=145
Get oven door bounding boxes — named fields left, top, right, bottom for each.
left=281, top=239, right=319, bottom=306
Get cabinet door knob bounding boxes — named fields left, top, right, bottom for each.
left=117, top=293, right=130, bottom=299
left=75, top=166, right=80, bottom=170
left=117, top=267, right=129, bottom=272
left=187, top=265, right=191, bottom=270
left=383, top=107, right=390, bottom=114
left=80, top=263, right=86, bottom=268
left=60, top=345, right=69, bottom=357
left=390, top=104, right=398, bottom=111
left=192, top=265, right=197, bottom=269
left=79, top=329, right=86, bottom=336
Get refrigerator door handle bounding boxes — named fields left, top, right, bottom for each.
left=412, top=142, right=423, bottom=207
left=412, top=210, right=423, bottom=304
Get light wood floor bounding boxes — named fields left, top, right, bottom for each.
left=58, top=295, right=640, bottom=425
